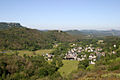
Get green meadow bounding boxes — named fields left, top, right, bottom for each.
left=18, top=49, right=53, bottom=56
left=58, top=60, right=79, bottom=77
left=2, top=49, right=53, bottom=57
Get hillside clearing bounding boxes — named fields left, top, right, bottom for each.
left=1, top=49, right=53, bottom=56
left=18, top=49, right=53, bottom=56
left=58, top=60, right=79, bottom=77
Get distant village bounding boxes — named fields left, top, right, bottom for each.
left=44, top=40, right=117, bottom=64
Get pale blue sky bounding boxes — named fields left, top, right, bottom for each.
left=0, top=0, right=120, bottom=30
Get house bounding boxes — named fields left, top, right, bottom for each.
left=88, top=50, right=91, bottom=52
left=64, top=52, right=77, bottom=60
left=71, top=49, right=74, bottom=53
left=77, top=50, right=81, bottom=53
left=81, top=54, right=86, bottom=58
left=97, top=40, right=104, bottom=44
left=112, top=51, right=116, bottom=54
left=90, top=61, right=95, bottom=64
left=89, top=54, right=96, bottom=59
left=65, top=53, right=77, bottom=60
left=77, top=57, right=85, bottom=61
left=96, top=48, right=102, bottom=51
left=65, top=55, right=74, bottom=60
left=77, top=54, right=86, bottom=61
left=78, top=47, right=82, bottom=50
left=73, top=48, right=77, bottom=51
left=101, top=52, right=105, bottom=56
left=46, top=54, right=54, bottom=60
left=72, top=44, right=76, bottom=46
left=114, top=45, right=116, bottom=48
left=89, top=54, right=96, bottom=64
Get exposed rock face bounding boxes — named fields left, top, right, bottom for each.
left=0, top=22, right=23, bottom=29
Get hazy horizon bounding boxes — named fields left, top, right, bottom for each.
left=0, top=21, right=120, bottom=31
left=0, top=0, right=120, bottom=30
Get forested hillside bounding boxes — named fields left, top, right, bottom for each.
left=66, top=30, right=120, bottom=37
left=44, top=30, right=77, bottom=42
left=0, top=23, right=77, bottom=50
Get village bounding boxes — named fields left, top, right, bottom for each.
left=45, top=40, right=117, bottom=65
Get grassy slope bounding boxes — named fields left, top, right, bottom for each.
left=18, top=49, right=53, bottom=56
left=58, top=60, right=79, bottom=77
left=2, top=49, right=53, bottom=56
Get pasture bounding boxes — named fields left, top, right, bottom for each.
left=58, top=60, right=79, bottom=77
left=1, top=49, right=53, bottom=57
left=18, top=49, right=53, bottom=56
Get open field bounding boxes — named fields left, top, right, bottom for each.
left=58, top=60, right=79, bottom=77
left=1, top=49, right=53, bottom=56
left=18, top=49, right=53, bottom=56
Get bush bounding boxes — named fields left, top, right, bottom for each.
left=78, top=59, right=89, bottom=69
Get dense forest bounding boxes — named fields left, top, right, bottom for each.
left=0, top=53, right=63, bottom=80
left=0, top=23, right=77, bottom=51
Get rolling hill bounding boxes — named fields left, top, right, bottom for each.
left=65, top=30, right=120, bottom=37
left=0, top=22, right=77, bottom=50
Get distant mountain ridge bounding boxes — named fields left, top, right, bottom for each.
left=65, top=30, right=120, bottom=37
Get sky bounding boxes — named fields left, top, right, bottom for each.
left=0, top=0, right=120, bottom=30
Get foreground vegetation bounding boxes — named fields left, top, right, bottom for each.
left=68, top=56, right=120, bottom=80
left=0, top=53, right=63, bottom=80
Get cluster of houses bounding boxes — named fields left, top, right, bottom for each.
left=44, top=41, right=117, bottom=65
left=64, top=43, right=117, bottom=64
left=64, top=46, right=97, bottom=64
